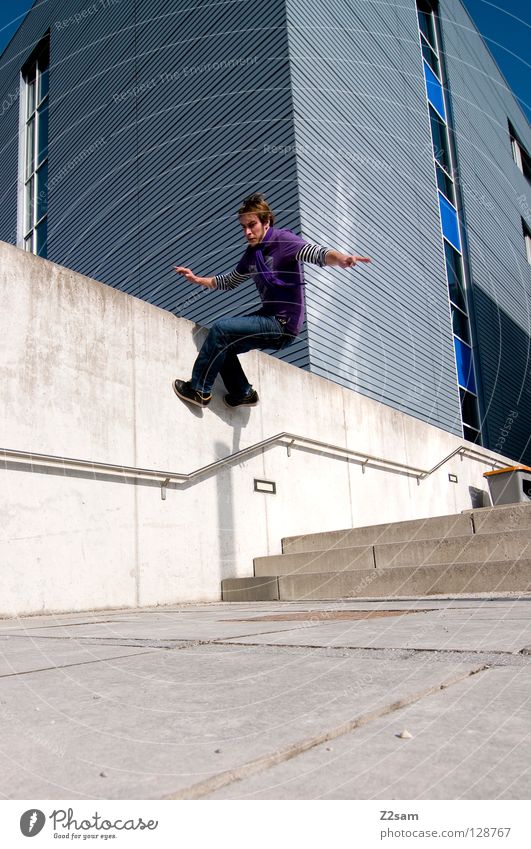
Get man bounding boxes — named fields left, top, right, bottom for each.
left=173, top=192, right=371, bottom=408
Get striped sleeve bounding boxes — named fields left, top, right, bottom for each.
left=214, top=269, right=249, bottom=291
left=295, top=244, right=330, bottom=267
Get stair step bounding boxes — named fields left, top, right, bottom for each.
left=468, top=502, right=531, bottom=534
left=281, top=503, right=531, bottom=554
left=375, top=529, right=530, bottom=569
left=222, top=559, right=531, bottom=602
left=255, top=545, right=374, bottom=577
left=221, top=576, right=279, bottom=602
left=255, top=530, right=531, bottom=577
left=282, top=512, right=473, bottom=553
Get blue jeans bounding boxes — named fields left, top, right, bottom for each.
left=190, top=314, right=294, bottom=396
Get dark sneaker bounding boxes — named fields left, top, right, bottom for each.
left=173, top=379, right=211, bottom=407
left=223, top=389, right=259, bottom=408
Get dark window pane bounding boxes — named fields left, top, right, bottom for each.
left=38, top=65, right=48, bottom=102
left=422, top=39, right=440, bottom=79
left=436, top=163, right=455, bottom=203
left=36, top=161, right=48, bottom=220
left=26, top=117, right=35, bottom=179
left=418, top=7, right=437, bottom=51
left=26, top=77, right=35, bottom=118
left=452, top=305, right=470, bottom=343
left=445, top=241, right=466, bottom=310
left=37, top=101, right=49, bottom=165
left=460, top=387, right=480, bottom=430
left=36, top=217, right=47, bottom=258
left=25, top=177, right=34, bottom=234
left=430, top=106, right=451, bottom=172
left=463, top=425, right=481, bottom=444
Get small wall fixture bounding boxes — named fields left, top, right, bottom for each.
left=254, top=479, right=276, bottom=494
left=448, top=473, right=458, bottom=483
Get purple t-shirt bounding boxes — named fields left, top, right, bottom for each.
left=235, top=227, right=308, bottom=336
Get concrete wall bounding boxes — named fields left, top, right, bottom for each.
left=0, top=241, right=512, bottom=617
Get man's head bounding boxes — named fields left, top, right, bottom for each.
left=238, top=193, right=275, bottom=246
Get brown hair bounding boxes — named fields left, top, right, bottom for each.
left=238, top=192, right=275, bottom=225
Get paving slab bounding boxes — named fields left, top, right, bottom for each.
left=223, top=606, right=531, bottom=653
left=0, top=636, right=153, bottom=677
left=0, top=599, right=529, bottom=800
left=0, top=615, right=331, bottom=644
left=207, top=667, right=531, bottom=799
left=0, top=643, right=477, bottom=799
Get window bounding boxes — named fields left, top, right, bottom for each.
left=416, top=0, right=482, bottom=445
left=417, top=0, right=438, bottom=52
left=22, top=36, right=49, bottom=257
left=509, top=121, right=531, bottom=182
left=429, top=106, right=451, bottom=173
left=444, top=241, right=466, bottom=310
left=523, top=220, right=531, bottom=265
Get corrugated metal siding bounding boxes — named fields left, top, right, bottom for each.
left=441, top=0, right=531, bottom=463
left=132, top=0, right=309, bottom=369
left=285, top=0, right=463, bottom=434
left=0, top=0, right=310, bottom=372
left=48, top=0, right=138, bottom=286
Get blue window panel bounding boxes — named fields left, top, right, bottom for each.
left=423, top=61, right=446, bottom=120
left=439, top=193, right=461, bottom=251
left=454, top=337, right=476, bottom=393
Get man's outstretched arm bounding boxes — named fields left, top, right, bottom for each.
left=173, top=266, right=249, bottom=291
left=324, top=250, right=372, bottom=269
left=173, top=266, right=217, bottom=289
left=295, top=245, right=371, bottom=269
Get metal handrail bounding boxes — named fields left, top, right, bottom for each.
left=0, top=434, right=506, bottom=498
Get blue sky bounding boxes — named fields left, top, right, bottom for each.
left=1, top=0, right=529, bottom=121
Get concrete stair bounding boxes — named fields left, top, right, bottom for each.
left=222, top=503, right=531, bottom=601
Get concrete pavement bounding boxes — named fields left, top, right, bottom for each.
left=0, top=595, right=530, bottom=800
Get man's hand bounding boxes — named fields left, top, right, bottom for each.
left=325, top=251, right=372, bottom=269
left=173, top=267, right=216, bottom=288
left=339, top=254, right=372, bottom=269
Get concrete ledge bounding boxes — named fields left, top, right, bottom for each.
left=254, top=546, right=375, bottom=577
left=282, top=512, right=474, bottom=553
left=374, top=530, right=530, bottom=569
left=468, top=503, right=531, bottom=535
left=222, top=577, right=279, bottom=602
left=277, top=559, right=531, bottom=600
left=256, top=530, right=530, bottom=578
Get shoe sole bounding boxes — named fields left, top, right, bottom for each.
left=172, top=380, right=211, bottom=408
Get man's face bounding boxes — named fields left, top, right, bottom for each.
left=239, top=213, right=269, bottom=246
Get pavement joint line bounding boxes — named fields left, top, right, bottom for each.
left=0, top=649, right=159, bottom=679
left=162, top=664, right=489, bottom=800
left=0, top=623, right=332, bottom=646
left=215, top=639, right=529, bottom=657
left=3, top=633, right=531, bottom=661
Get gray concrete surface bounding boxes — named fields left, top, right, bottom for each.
left=256, top=531, right=530, bottom=578
left=0, top=596, right=530, bottom=800
left=281, top=503, right=531, bottom=554
left=3, top=241, right=516, bottom=619
left=282, top=512, right=474, bottom=552
left=224, top=559, right=531, bottom=600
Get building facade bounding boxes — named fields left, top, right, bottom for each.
left=0, top=0, right=529, bottom=462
